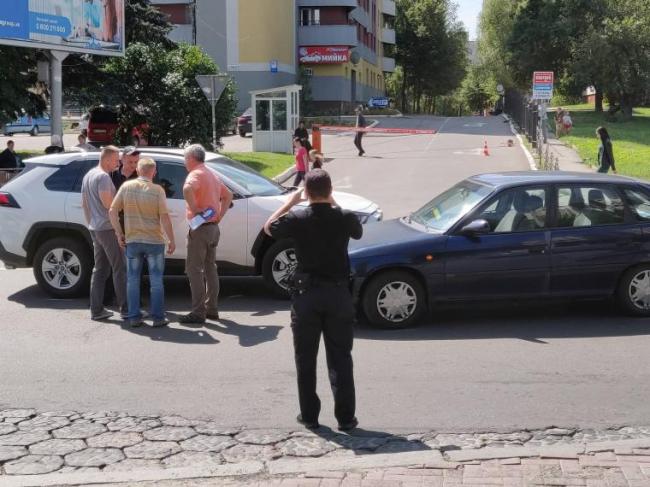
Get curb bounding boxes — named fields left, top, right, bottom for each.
left=502, top=113, right=537, bottom=171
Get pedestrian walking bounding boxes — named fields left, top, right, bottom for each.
left=293, top=121, right=311, bottom=151
left=179, top=144, right=233, bottom=324
left=554, top=107, right=566, bottom=137
left=596, top=126, right=616, bottom=174
left=81, top=145, right=127, bottom=321
left=309, top=149, right=324, bottom=170
left=293, top=138, right=309, bottom=186
left=562, top=111, right=573, bottom=136
left=354, top=105, right=366, bottom=156
left=111, top=146, right=140, bottom=190
left=109, top=158, right=175, bottom=327
left=264, top=169, right=363, bottom=431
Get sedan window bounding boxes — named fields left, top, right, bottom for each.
left=474, top=187, right=547, bottom=233
left=555, top=186, right=624, bottom=227
left=623, top=188, right=650, bottom=222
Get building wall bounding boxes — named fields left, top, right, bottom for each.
left=238, top=0, right=295, bottom=67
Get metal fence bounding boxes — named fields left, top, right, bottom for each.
left=505, top=90, right=559, bottom=171
left=0, top=169, right=22, bottom=187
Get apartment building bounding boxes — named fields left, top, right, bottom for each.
left=151, top=0, right=396, bottom=111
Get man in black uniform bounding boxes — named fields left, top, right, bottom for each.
left=264, top=169, right=363, bottom=431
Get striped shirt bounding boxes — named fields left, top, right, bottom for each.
left=111, top=178, right=169, bottom=244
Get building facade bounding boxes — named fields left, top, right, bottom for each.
left=151, top=0, right=396, bottom=111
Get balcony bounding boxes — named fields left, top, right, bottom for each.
left=298, top=25, right=358, bottom=47
left=382, top=0, right=396, bottom=16
left=382, top=27, right=395, bottom=44
left=350, top=7, right=370, bottom=29
left=297, top=0, right=357, bottom=7
left=168, top=24, right=193, bottom=44
left=382, top=56, right=396, bottom=72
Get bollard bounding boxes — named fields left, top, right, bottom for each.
left=311, top=125, right=322, bottom=153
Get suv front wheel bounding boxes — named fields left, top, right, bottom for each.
left=262, top=239, right=296, bottom=298
left=33, top=237, right=92, bottom=298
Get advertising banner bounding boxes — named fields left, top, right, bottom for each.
left=532, top=71, right=554, bottom=100
left=299, top=46, right=349, bottom=64
left=0, top=0, right=124, bottom=56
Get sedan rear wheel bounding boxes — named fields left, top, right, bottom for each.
left=618, top=264, right=650, bottom=316
left=362, top=270, right=426, bottom=328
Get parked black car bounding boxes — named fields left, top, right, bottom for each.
left=350, top=172, right=650, bottom=328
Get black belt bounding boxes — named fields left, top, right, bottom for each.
left=202, top=222, right=218, bottom=226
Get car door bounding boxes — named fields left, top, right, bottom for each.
left=152, top=159, right=190, bottom=260
left=443, top=186, right=551, bottom=299
left=550, top=184, right=643, bottom=296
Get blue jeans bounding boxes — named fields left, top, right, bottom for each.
left=126, top=243, right=166, bottom=321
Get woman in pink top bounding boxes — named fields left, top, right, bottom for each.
left=293, top=138, right=309, bottom=187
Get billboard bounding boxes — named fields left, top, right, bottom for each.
left=0, top=0, right=124, bottom=56
left=299, top=46, right=349, bottom=64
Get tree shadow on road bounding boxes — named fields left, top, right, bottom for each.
left=355, top=300, right=650, bottom=343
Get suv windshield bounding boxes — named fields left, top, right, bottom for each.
left=206, top=157, right=287, bottom=197
left=410, top=180, right=493, bottom=232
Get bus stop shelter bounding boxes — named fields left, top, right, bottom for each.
left=251, top=85, right=302, bottom=154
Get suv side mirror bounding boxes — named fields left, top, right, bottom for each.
left=459, top=219, right=490, bottom=237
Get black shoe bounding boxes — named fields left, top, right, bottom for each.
left=296, top=414, right=319, bottom=430
left=206, top=311, right=220, bottom=321
left=358, top=151, right=364, bottom=157
left=152, top=318, right=170, bottom=328
left=338, top=417, right=358, bottom=432
left=91, top=309, right=114, bottom=321
left=179, top=313, right=205, bottom=324
left=127, top=319, right=144, bottom=328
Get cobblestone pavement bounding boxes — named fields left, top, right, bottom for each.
left=3, top=409, right=650, bottom=485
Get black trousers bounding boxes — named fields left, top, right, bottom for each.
left=354, top=132, right=364, bottom=154
left=290, top=284, right=356, bottom=425
left=293, top=171, right=306, bottom=186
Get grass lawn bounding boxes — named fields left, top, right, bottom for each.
left=224, top=151, right=294, bottom=178
left=551, top=103, right=650, bottom=179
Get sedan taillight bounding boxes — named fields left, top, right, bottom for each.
left=0, top=192, right=20, bottom=208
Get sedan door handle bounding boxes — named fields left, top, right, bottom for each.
left=525, top=245, right=547, bottom=254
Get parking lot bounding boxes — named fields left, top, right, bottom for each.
left=1, top=115, right=649, bottom=433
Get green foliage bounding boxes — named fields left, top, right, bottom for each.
left=0, top=48, right=47, bottom=125
left=392, top=0, right=467, bottom=113
left=223, top=152, right=294, bottom=178
left=103, top=42, right=237, bottom=148
left=460, top=65, right=498, bottom=112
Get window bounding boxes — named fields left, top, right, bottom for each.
left=623, top=188, right=650, bottom=222
left=45, top=160, right=98, bottom=193
left=555, top=186, right=624, bottom=227
left=153, top=161, right=188, bottom=200
left=255, top=100, right=270, bottom=131
left=272, top=100, right=287, bottom=131
left=300, top=8, right=320, bottom=26
left=474, top=187, right=547, bottom=233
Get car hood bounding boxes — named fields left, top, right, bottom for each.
left=263, top=190, right=377, bottom=214
left=349, top=218, right=441, bottom=256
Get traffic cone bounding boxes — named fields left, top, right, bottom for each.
left=483, top=140, right=490, bottom=156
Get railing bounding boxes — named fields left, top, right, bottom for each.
left=0, top=169, right=21, bottom=187
left=504, top=90, right=559, bottom=171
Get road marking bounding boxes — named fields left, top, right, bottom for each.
left=463, top=122, right=487, bottom=128
left=425, top=117, right=450, bottom=152
left=453, top=148, right=484, bottom=156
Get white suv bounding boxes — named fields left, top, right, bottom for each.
left=0, top=148, right=382, bottom=298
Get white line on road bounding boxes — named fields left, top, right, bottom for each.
left=425, top=117, right=450, bottom=152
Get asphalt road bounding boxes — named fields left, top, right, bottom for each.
left=2, top=115, right=649, bottom=433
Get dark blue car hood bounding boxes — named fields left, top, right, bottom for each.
left=349, top=218, right=442, bottom=257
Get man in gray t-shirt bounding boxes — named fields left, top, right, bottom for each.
left=81, top=145, right=127, bottom=321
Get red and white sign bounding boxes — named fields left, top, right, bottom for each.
left=532, top=71, right=554, bottom=100
left=533, top=71, right=554, bottom=85
left=299, top=46, right=349, bottom=64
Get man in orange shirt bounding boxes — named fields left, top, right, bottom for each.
left=180, top=144, right=233, bottom=324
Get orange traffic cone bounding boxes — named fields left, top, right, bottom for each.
left=483, top=140, right=490, bottom=156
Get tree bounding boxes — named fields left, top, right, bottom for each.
left=461, top=65, right=497, bottom=113
left=0, top=48, right=47, bottom=125
left=103, top=42, right=237, bottom=147
left=393, top=0, right=467, bottom=113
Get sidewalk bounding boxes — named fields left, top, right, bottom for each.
left=546, top=135, right=593, bottom=173
left=3, top=408, right=650, bottom=486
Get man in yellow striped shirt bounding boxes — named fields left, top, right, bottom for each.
left=109, top=158, right=175, bottom=327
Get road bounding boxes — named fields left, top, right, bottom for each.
left=1, top=115, right=649, bottom=433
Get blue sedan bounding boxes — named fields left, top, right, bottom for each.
left=350, top=172, right=650, bottom=328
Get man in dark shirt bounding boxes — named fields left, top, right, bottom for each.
left=264, top=169, right=363, bottom=431
left=354, top=105, right=366, bottom=157
left=111, top=146, right=140, bottom=190
left=0, top=140, right=17, bottom=169
left=293, top=121, right=311, bottom=151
